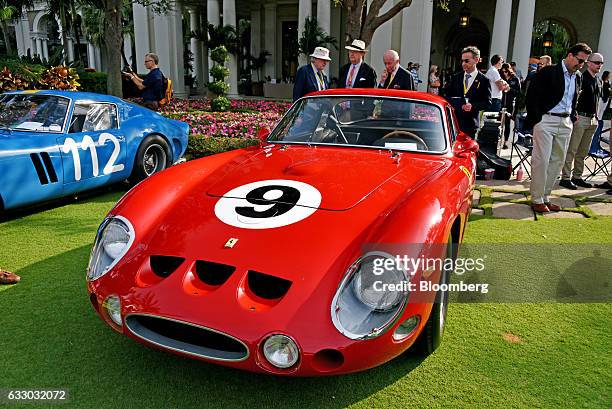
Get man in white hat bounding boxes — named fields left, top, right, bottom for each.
left=339, top=39, right=376, bottom=89
left=293, top=46, right=331, bottom=101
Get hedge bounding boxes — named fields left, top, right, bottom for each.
left=187, top=135, right=259, bottom=159
left=78, top=71, right=107, bottom=94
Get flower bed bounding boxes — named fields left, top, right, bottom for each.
left=161, top=98, right=291, bottom=139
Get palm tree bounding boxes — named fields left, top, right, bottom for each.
left=45, top=0, right=72, bottom=63
left=1, top=0, right=34, bottom=56
left=0, top=4, right=17, bottom=55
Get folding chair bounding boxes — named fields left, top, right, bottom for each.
left=584, top=122, right=611, bottom=180
left=509, top=112, right=533, bottom=179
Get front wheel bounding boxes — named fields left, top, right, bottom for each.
left=414, top=236, right=454, bottom=356
left=130, top=135, right=171, bottom=183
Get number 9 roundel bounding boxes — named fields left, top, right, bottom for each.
left=214, top=180, right=322, bottom=229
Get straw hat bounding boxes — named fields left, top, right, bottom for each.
left=310, top=47, right=331, bottom=61
left=345, top=39, right=367, bottom=53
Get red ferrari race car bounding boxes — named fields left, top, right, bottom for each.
left=87, top=88, right=478, bottom=375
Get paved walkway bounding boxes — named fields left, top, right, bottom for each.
left=471, top=122, right=611, bottom=220
left=473, top=178, right=612, bottom=219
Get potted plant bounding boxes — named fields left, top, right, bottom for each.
left=297, top=17, right=337, bottom=61
left=247, top=50, right=270, bottom=96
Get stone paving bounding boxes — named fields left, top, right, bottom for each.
left=540, top=211, right=586, bottom=219
left=490, top=202, right=534, bottom=220
left=472, top=177, right=611, bottom=220
left=490, top=191, right=526, bottom=201
left=472, top=190, right=481, bottom=207
left=585, top=202, right=612, bottom=216
left=468, top=124, right=611, bottom=220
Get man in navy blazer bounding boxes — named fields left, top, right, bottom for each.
left=525, top=43, right=591, bottom=213
left=444, top=45, right=492, bottom=137
left=338, top=39, right=377, bottom=89
left=293, top=47, right=331, bottom=101
left=378, top=50, right=415, bottom=91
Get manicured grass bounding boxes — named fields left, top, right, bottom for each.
left=0, top=192, right=610, bottom=408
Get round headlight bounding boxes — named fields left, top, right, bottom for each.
left=352, top=257, right=405, bottom=311
left=262, top=334, right=299, bottom=369
left=87, top=216, right=134, bottom=281
left=103, top=295, right=122, bottom=326
left=331, top=252, right=409, bottom=340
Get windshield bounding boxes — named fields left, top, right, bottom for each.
left=0, top=94, right=70, bottom=133
left=269, top=96, right=447, bottom=153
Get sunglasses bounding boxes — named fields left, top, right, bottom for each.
left=589, top=61, right=604, bottom=65
left=576, top=57, right=586, bottom=64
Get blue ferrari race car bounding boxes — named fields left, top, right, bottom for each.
left=0, top=90, right=189, bottom=211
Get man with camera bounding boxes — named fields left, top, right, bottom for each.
left=124, top=53, right=164, bottom=110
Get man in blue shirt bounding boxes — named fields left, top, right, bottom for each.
left=526, top=43, right=592, bottom=213
left=127, top=53, right=164, bottom=110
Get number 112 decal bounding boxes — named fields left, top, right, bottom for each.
left=61, top=132, right=125, bottom=181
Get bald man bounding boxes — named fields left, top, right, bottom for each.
left=378, top=50, right=415, bottom=91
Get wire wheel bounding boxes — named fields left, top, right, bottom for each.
left=143, top=144, right=167, bottom=176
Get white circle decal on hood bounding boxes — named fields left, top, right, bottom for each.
left=214, top=179, right=322, bottom=229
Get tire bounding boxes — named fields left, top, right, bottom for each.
left=414, top=235, right=454, bottom=356
left=131, top=135, right=171, bottom=183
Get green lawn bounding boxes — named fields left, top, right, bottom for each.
left=0, top=192, right=610, bottom=408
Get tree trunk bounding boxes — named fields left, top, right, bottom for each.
left=1, top=21, right=13, bottom=55
left=345, top=0, right=412, bottom=46
left=104, top=0, right=123, bottom=96
left=70, top=0, right=83, bottom=66
left=59, top=7, right=70, bottom=64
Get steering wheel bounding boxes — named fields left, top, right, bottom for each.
left=382, top=130, right=428, bottom=150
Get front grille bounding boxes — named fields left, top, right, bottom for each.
left=125, top=314, right=248, bottom=361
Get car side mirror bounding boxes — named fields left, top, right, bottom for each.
left=257, top=127, right=271, bottom=144
left=453, top=132, right=479, bottom=158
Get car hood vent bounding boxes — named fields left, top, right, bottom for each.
left=195, top=260, right=236, bottom=286
left=150, top=255, right=185, bottom=278
left=247, top=270, right=292, bottom=300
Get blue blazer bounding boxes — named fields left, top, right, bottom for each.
left=293, top=64, right=329, bottom=101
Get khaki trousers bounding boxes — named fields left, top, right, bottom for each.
left=561, top=115, right=598, bottom=180
left=530, top=114, right=573, bottom=204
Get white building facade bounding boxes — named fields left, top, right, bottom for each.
left=9, top=0, right=612, bottom=96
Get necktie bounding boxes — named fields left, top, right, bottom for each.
left=347, top=65, right=357, bottom=88
left=464, top=73, right=471, bottom=94
left=386, top=71, right=395, bottom=89
left=317, top=71, right=325, bottom=90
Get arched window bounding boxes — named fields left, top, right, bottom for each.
left=531, top=18, right=575, bottom=64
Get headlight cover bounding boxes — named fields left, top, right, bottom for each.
left=331, top=252, right=409, bottom=340
left=87, top=216, right=134, bottom=281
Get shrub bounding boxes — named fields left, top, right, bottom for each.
left=208, top=46, right=231, bottom=112
left=207, top=80, right=230, bottom=95
left=210, top=46, right=229, bottom=64
left=187, top=134, right=259, bottom=159
left=0, top=57, right=45, bottom=83
left=210, top=96, right=231, bottom=112
left=210, top=65, right=230, bottom=81
left=38, top=66, right=80, bottom=90
left=0, top=67, right=30, bottom=91
left=78, top=71, right=107, bottom=94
